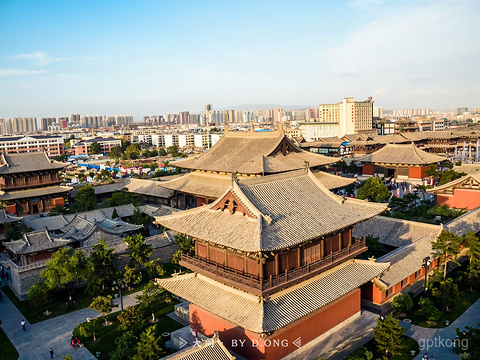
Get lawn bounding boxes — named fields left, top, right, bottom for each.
left=346, top=336, right=419, bottom=360
left=0, top=325, right=19, bottom=360
left=1, top=262, right=182, bottom=324
left=73, top=301, right=183, bottom=359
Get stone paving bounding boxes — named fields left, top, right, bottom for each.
left=402, top=298, right=480, bottom=360
left=0, top=283, right=140, bottom=360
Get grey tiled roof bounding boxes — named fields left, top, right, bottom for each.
left=0, top=151, right=66, bottom=174
left=123, top=178, right=175, bottom=199
left=312, top=171, right=356, bottom=190
left=377, top=236, right=436, bottom=287
left=4, top=230, right=70, bottom=255
left=172, top=128, right=336, bottom=174
left=159, top=172, right=232, bottom=198
left=0, top=186, right=72, bottom=200
left=155, top=170, right=387, bottom=252
left=444, top=206, right=480, bottom=236
left=0, top=209, right=23, bottom=223
left=24, top=204, right=168, bottom=232
left=355, top=143, right=446, bottom=165
left=353, top=216, right=443, bottom=248
left=156, top=259, right=389, bottom=334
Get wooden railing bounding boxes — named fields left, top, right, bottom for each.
left=181, top=253, right=262, bottom=290
left=181, top=238, right=366, bottom=293
left=1, top=179, right=61, bottom=190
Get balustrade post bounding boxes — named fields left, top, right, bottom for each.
left=307, top=263, right=310, bottom=273
left=270, top=275, right=273, bottom=287
left=330, top=251, right=333, bottom=263
left=285, top=269, right=288, bottom=281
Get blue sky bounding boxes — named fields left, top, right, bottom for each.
left=1, top=0, right=479, bottom=120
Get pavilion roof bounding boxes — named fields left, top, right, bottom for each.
left=154, top=169, right=387, bottom=252
left=171, top=127, right=336, bottom=174
left=426, top=173, right=480, bottom=194
left=156, top=259, right=389, bottom=334
left=0, top=209, right=23, bottom=223
left=159, top=170, right=355, bottom=199
left=353, top=216, right=442, bottom=248
left=0, top=152, right=66, bottom=175
left=4, top=230, right=70, bottom=255
left=355, top=143, right=446, bottom=165
left=0, top=185, right=72, bottom=201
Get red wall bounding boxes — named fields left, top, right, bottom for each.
left=408, top=167, right=423, bottom=179
left=189, top=289, right=361, bottom=360
left=196, top=197, right=208, bottom=207
left=363, top=164, right=374, bottom=175
left=437, top=189, right=480, bottom=210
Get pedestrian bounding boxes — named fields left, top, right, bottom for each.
left=423, top=354, right=428, bottom=360
left=21, top=319, right=26, bottom=331
left=49, top=348, right=54, bottom=358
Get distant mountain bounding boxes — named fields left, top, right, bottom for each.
left=220, top=104, right=317, bottom=111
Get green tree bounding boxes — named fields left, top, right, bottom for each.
left=389, top=196, right=408, bottom=213
left=432, top=230, right=462, bottom=278
left=171, top=233, right=194, bottom=264
left=109, top=146, right=123, bottom=161
left=132, top=325, right=163, bottom=360
left=345, top=346, right=374, bottom=360
left=145, top=258, right=165, bottom=280
left=141, top=149, right=151, bottom=158
left=360, top=235, right=387, bottom=259
left=89, top=295, right=118, bottom=325
left=124, top=265, right=142, bottom=287
left=3, top=221, right=23, bottom=241
left=117, top=306, right=144, bottom=332
left=357, top=177, right=390, bottom=202
left=431, top=277, right=461, bottom=311
left=109, top=331, right=137, bottom=360
left=440, top=159, right=453, bottom=169
left=126, top=144, right=141, bottom=160
left=41, top=248, right=88, bottom=301
left=131, top=208, right=151, bottom=237
left=27, top=281, right=50, bottom=312
left=75, top=184, right=98, bottom=211
left=158, top=148, right=167, bottom=156
left=391, top=294, right=414, bottom=314
left=455, top=323, right=480, bottom=358
left=346, top=160, right=358, bottom=174
left=121, top=139, right=131, bottom=151
left=150, top=149, right=158, bottom=157
left=373, top=314, right=406, bottom=356
left=167, top=145, right=178, bottom=155
left=439, top=169, right=466, bottom=185
left=107, top=188, right=142, bottom=207
left=123, top=234, right=153, bottom=270
left=112, top=208, right=119, bottom=219
left=54, top=154, right=68, bottom=162
left=418, top=297, right=442, bottom=322
left=463, top=231, right=480, bottom=268
left=136, top=280, right=166, bottom=322
left=424, top=164, right=439, bottom=178
left=90, top=141, right=102, bottom=155
left=86, top=239, right=118, bottom=295
left=335, top=160, right=347, bottom=172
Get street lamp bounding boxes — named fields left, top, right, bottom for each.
left=422, top=256, right=431, bottom=295
left=112, top=278, right=127, bottom=311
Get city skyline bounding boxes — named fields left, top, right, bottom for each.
left=1, top=0, right=480, bottom=120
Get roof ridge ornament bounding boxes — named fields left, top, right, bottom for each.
left=304, top=160, right=310, bottom=172
left=231, top=171, right=238, bottom=186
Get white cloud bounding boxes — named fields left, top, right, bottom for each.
left=11, top=51, right=67, bottom=66
left=0, top=69, right=47, bottom=77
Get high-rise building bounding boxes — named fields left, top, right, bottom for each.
left=306, top=108, right=319, bottom=120
left=70, top=113, right=80, bottom=123
left=179, top=111, right=190, bottom=125
left=373, top=106, right=384, bottom=118
left=318, top=97, right=374, bottom=137
left=457, top=107, right=469, bottom=115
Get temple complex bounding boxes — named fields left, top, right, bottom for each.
left=356, top=143, right=445, bottom=181
left=155, top=169, right=389, bottom=359
left=160, top=125, right=355, bottom=208
left=0, top=151, right=71, bottom=215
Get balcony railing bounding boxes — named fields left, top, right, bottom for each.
left=1, top=179, right=61, bottom=190
left=180, top=238, right=366, bottom=294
